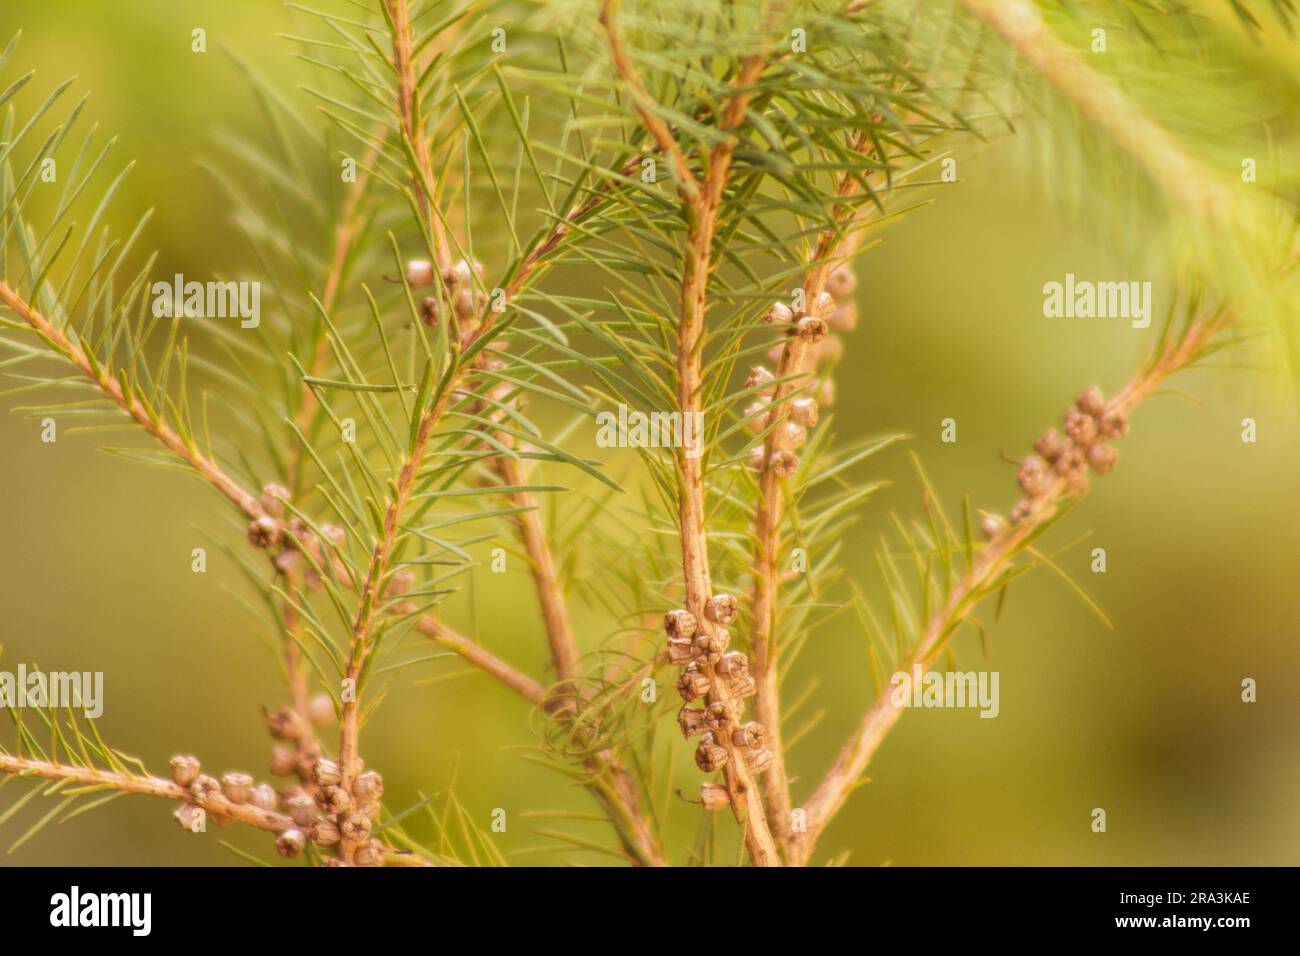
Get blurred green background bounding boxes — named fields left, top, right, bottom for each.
left=0, top=1, right=1296, bottom=866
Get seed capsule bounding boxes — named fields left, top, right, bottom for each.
left=276, top=828, right=307, bottom=858
left=1099, top=409, right=1129, bottom=438
left=827, top=266, right=857, bottom=299
left=727, top=671, right=757, bottom=700
left=664, top=609, right=698, bottom=641
left=704, top=594, right=738, bottom=626
left=829, top=300, right=858, bottom=332
left=747, top=446, right=768, bottom=472
left=221, top=772, right=254, bottom=804
left=312, top=759, right=342, bottom=788
left=1086, top=443, right=1118, bottom=475
left=667, top=636, right=695, bottom=665
left=317, top=785, right=351, bottom=815
left=979, top=515, right=1003, bottom=540
left=809, top=291, right=835, bottom=320
left=795, top=316, right=827, bottom=343
left=190, top=775, right=220, bottom=803
left=764, top=302, right=794, bottom=325
left=1009, top=499, right=1034, bottom=524
left=385, top=570, right=414, bottom=597
left=1052, top=446, right=1086, bottom=477
left=1064, top=406, right=1098, bottom=446
left=170, top=755, right=201, bottom=787
left=1017, top=456, right=1051, bottom=498
left=732, top=721, right=765, bottom=750
left=250, top=784, right=278, bottom=812
left=266, top=707, right=309, bottom=741
left=746, top=366, right=775, bottom=393
left=287, top=795, right=315, bottom=827
left=312, top=817, right=341, bottom=847
left=813, top=334, right=843, bottom=364
left=248, top=516, right=281, bottom=549
left=745, top=747, right=774, bottom=773
left=677, top=664, right=710, bottom=702
left=782, top=421, right=807, bottom=449
left=354, top=839, right=385, bottom=867
left=700, top=781, right=731, bottom=810
left=419, top=296, right=440, bottom=326
left=1077, top=386, right=1106, bottom=418
left=320, top=524, right=346, bottom=547
left=790, top=397, right=818, bottom=428
left=353, top=772, right=384, bottom=802
left=173, top=804, right=204, bottom=832
left=307, top=693, right=335, bottom=726
left=704, top=701, right=733, bottom=733
left=694, top=733, right=729, bottom=773
left=342, top=812, right=372, bottom=842
left=819, top=378, right=835, bottom=407
left=678, top=706, right=709, bottom=737
left=770, top=449, right=799, bottom=478
left=743, top=401, right=771, bottom=433
left=1034, top=428, right=1070, bottom=463
left=260, top=483, right=290, bottom=518
left=691, top=630, right=728, bottom=665
left=270, top=746, right=297, bottom=777
left=405, top=259, right=435, bottom=287
left=716, top=651, right=749, bottom=678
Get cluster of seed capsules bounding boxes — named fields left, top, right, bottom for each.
left=981, top=385, right=1129, bottom=538
left=665, top=594, right=773, bottom=809
left=169, top=708, right=387, bottom=866
left=743, top=265, right=858, bottom=476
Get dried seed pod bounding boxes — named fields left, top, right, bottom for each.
left=173, top=804, right=204, bottom=832
left=353, top=771, right=384, bottom=802
left=715, top=651, right=749, bottom=678
left=704, top=701, right=733, bottom=733
left=355, top=839, right=385, bottom=867
left=419, top=296, right=440, bottom=326
left=663, top=609, right=698, bottom=641
left=266, top=707, right=308, bottom=741
left=795, top=315, right=827, bottom=343
left=260, top=483, right=290, bottom=518
left=691, top=631, right=728, bottom=665
left=1009, top=499, right=1034, bottom=525
left=809, top=291, right=835, bottom=320
left=790, top=397, right=818, bottom=428
left=170, top=755, right=201, bottom=787
left=276, top=828, right=307, bottom=858
left=270, top=746, right=297, bottom=777
left=728, top=671, right=757, bottom=700
left=829, top=300, right=858, bottom=332
left=317, top=785, right=351, bottom=815
left=312, top=816, right=341, bottom=847
left=405, top=259, right=435, bottom=287
left=190, top=775, right=220, bottom=803
left=1034, top=428, right=1070, bottom=463
left=700, top=781, right=731, bottom=811
left=812, top=334, right=843, bottom=364
left=746, top=366, right=775, bottom=393
left=667, top=636, right=695, bottom=665
left=704, top=593, right=738, bottom=626
left=979, top=515, right=1004, bottom=541
left=677, top=664, right=710, bottom=703
left=307, top=693, right=335, bottom=726
left=1086, top=443, right=1118, bottom=475
left=743, top=401, right=771, bottom=433
left=247, top=515, right=281, bottom=549
left=221, top=772, right=254, bottom=805
left=1099, top=409, right=1129, bottom=439
left=385, top=570, right=414, bottom=597
left=745, top=747, right=774, bottom=773
left=827, top=266, right=858, bottom=300
left=250, top=784, right=278, bottom=812
left=764, top=302, right=794, bottom=325
left=770, top=449, right=799, bottom=478
left=678, top=706, right=709, bottom=737
left=747, top=446, right=768, bottom=472
left=1064, top=406, right=1098, bottom=446
left=782, top=421, right=807, bottom=449
left=1077, top=386, right=1106, bottom=418
left=1017, top=456, right=1051, bottom=498
left=694, top=733, right=729, bottom=773
left=287, top=794, right=315, bottom=827
left=732, top=721, right=765, bottom=750
left=312, top=758, right=342, bottom=788
left=342, top=812, right=373, bottom=842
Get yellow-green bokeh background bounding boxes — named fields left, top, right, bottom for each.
left=1, top=1, right=1297, bottom=866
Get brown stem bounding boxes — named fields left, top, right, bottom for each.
left=788, top=310, right=1230, bottom=865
